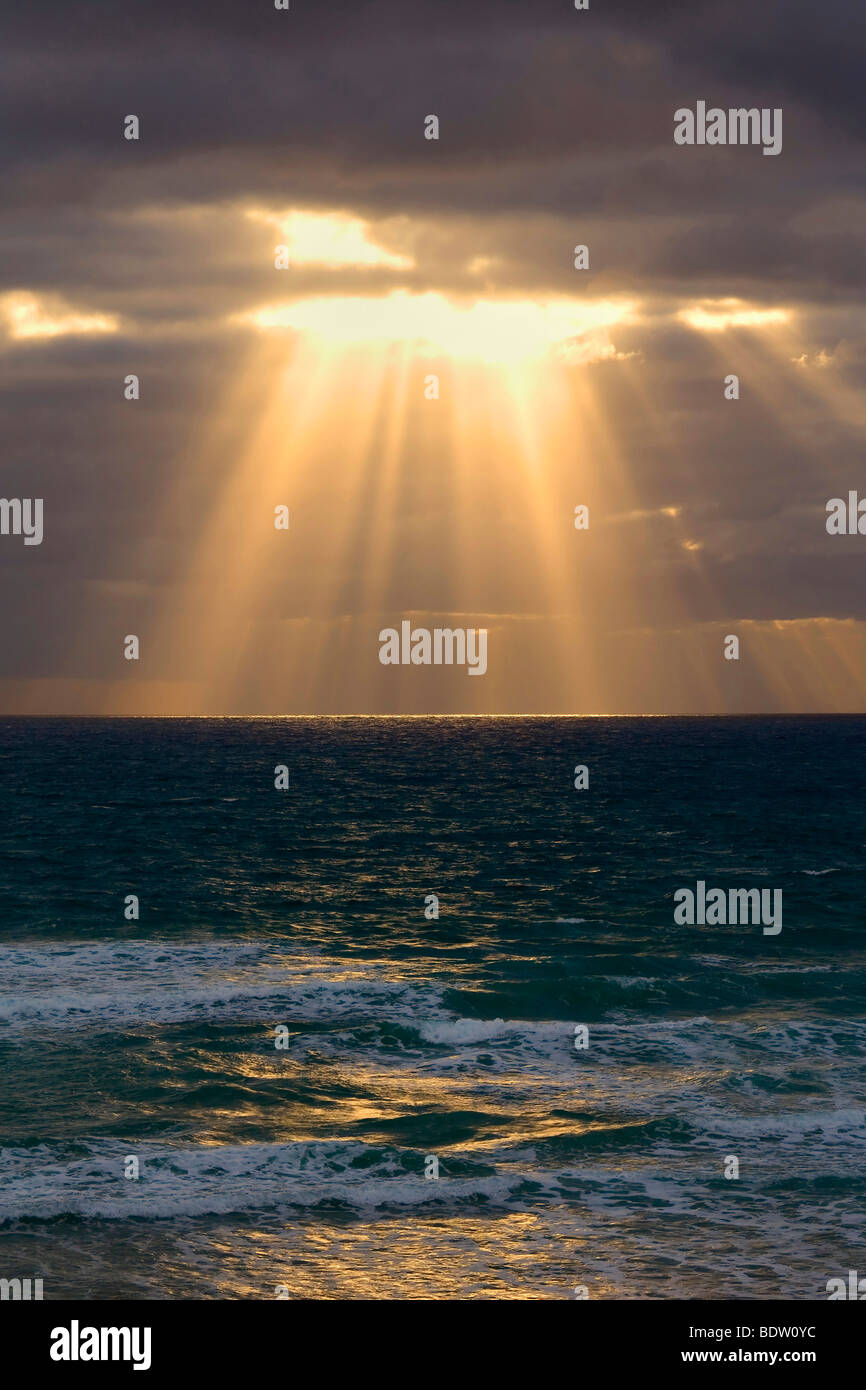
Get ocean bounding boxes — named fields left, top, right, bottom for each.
left=1, top=715, right=864, bottom=1300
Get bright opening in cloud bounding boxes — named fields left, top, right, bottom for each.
left=239, top=290, right=636, bottom=364
left=678, top=298, right=790, bottom=332
left=246, top=208, right=414, bottom=270
left=1, top=292, right=118, bottom=341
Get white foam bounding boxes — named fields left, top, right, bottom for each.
left=0, top=939, right=444, bottom=1033
left=0, top=1140, right=538, bottom=1222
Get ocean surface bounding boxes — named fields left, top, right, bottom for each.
left=1, top=715, right=864, bottom=1300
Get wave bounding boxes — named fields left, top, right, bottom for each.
left=0, top=1140, right=541, bottom=1223
left=3, top=1116, right=863, bottom=1226
left=0, top=940, right=444, bottom=1033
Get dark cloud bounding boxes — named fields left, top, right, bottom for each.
left=1, top=0, right=864, bottom=710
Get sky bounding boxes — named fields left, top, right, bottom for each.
left=2, top=0, right=865, bottom=715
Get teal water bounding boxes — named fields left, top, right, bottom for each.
left=1, top=716, right=864, bottom=1299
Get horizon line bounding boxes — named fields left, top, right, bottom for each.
left=2, top=712, right=865, bottom=721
